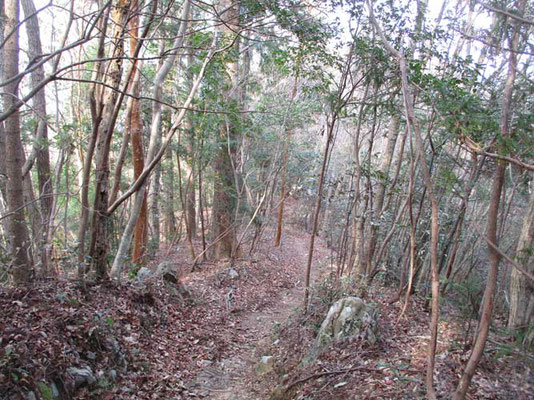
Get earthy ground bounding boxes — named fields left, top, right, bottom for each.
left=0, top=222, right=332, bottom=400
left=1, top=217, right=532, bottom=399
left=189, top=230, right=330, bottom=399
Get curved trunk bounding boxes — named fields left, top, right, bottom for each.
left=453, top=0, right=526, bottom=397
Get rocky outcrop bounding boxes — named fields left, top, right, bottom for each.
left=136, top=262, right=179, bottom=284
left=66, top=366, right=96, bottom=389
left=156, top=261, right=178, bottom=283
left=316, top=297, right=377, bottom=348
left=136, top=267, right=153, bottom=282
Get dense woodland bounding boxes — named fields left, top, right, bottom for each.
left=0, top=0, right=533, bottom=399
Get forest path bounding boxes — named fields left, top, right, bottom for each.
left=191, top=230, right=330, bottom=399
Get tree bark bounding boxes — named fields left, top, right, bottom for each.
left=128, top=0, right=148, bottom=264
left=89, top=0, right=131, bottom=279
left=508, top=188, right=534, bottom=344
left=274, top=61, right=300, bottom=247
left=21, top=0, right=53, bottom=276
left=364, top=115, right=399, bottom=273
left=453, top=0, right=526, bottom=397
left=3, top=0, right=32, bottom=284
left=76, top=4, right=111, bottom=276
left=211, top=0, right=240, bottom=259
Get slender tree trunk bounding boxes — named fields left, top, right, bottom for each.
left=21, top=0, right=53, bottom=276
left=274, top=64, right=300, bottom=247
left=348, top=84, right=369, bottom=276
left=184, top=49, right=196, bottom=240
left=198, top=151, right=207, bottom=260
left=185, top=121, right=196, bottom=239
left=508, top=188, right=534, bottom=345
left=398, top=133, right=416, bottom=317
left=177, top=146, right=196, bottom=260
left=304, top=120, right=335, bottom=309
left=364, top=115, right=399, bottom=272
left=127, top=1, right=148, bottom=263
left=367, top=4, right=440, bottom=397
left=164, top=148, right=175, bottom=242
left=453, top=1, right=526, bottom=397
left=77, top=2, right=113, bottom=276
left=3, top=0, right=32, bottom=284
left=150, top=164, right=161, bottom=250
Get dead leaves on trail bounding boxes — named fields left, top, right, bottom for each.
left=0, top=225, right=322, bottom=399
left=1, top=221, right=531, bottom=399
left=266, top=284, right=533, bottom=400
left=0, top=279, right=235, bottom=399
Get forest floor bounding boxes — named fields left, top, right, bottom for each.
left=1, top=211, right=533, bottom=399
left=187, top=226, right=330, bottom=399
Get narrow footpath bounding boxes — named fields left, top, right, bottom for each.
left=190, top=230, right=330, bottom=399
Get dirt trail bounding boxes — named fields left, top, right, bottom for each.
left=190, top=232, right=330, bottom=399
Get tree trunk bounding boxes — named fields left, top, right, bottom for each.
left=508, top=188, right=534, bottom=344
left=164, top=148, right=175, bottom=242
left=185, top=50, right=197, bottom=240
left=364, top=115, right=399, bottom=273
left=21, top=0, right=53, bottom=276
left=128, top=1, right=148, bottom=264
left=453, top=0, right=526, bottom=397
left=89, top=0, right=130, bottom=279
left=348, top=84, right=369, bottom=277
left=304, top=120, right=335, bottom=309
left=211, top=0, right=240, bottom=259
left=150, top=164, right=161, bottom=251
left=3, top=0, right=32, bottom=284
left=274, top=63, right=300, bottom=247
left=77, top=4, right=111, bottom=276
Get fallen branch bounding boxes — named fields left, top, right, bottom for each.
left=283, top=365, right=376, bottom=393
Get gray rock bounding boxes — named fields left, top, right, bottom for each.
left=26, top=392, right=37, bottom=400
left=104, top=337, right=128, bottom=370
left=50, top=383, right=60, bottom=399
left=256, top=355, right=275, bottom=375
left=108, top=369, right=118, bottom=382
left=67, top=366, right=96, bottom=389
left=156, top=261, right=178, bottom=283
left=227, top=268, right=239, bottom=279
left=136, top=267, right=153, bottom=282
left=316, top=297, right=377, bottom=348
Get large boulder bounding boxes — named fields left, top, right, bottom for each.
left=156, top=261, right=178, bottom=283
left=316, top=297, right=377, bottom=348
left=66, top=366, right=96, bottom=389
left=136, top=267, right=153, bottom=283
